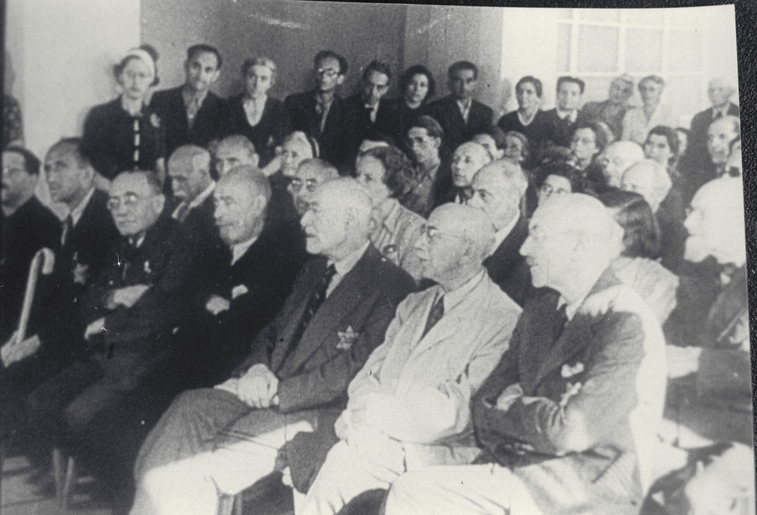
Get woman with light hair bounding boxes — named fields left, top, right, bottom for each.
left=81, top=45, right=165, bottom=186
left=225, top=56, right=289, bottom=166
left=621, top=75, right=674, bottom=145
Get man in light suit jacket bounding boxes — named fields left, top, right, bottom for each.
left=301, top=203, right=521, bottom=515
left=423, top=61, right=493, bottom=153
left=150, top=45, right=226, bottom=159
left=386, top=194, right=667, bottom=515
left=129, top=178, right=415, bottom=515
left=467, top=159, right=532, bottom=306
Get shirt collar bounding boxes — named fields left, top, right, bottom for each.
left=231, top=235, right=258, bottom=265
left=456, top=97, right=472, bottom=111
left=434, top=269, right=486, bottom=312
left=188, top=181, right=216, bottom=210
left=556, top=284, right=593, bottom=321
left=491, top=214, right=519, bottom=254
left=183, top=86, right=209, bottom=108
left=556, top=108, right=577, bottom=123
left=68, top=187, right=95, bottom=226
left=244, top=95, right=268, bottom=110
left=328, top=241, right=370, bottom=278
left=713, top=104, right=730, bottom=118
left=129, top=234, right=146, bottom=248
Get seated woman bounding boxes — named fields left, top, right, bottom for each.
left=224, top=56, right=288, bottom=167
left=449, top=141, right=491, bottom=203
left=644, top=125, right=681, bottom=186
left=497, top=75, right=548, bottom=168
left=355, top=145, right=424, bottom=280
left=377, top=65, right=436, bottom=152
left=81, top=45, right=165, bottom=187
left=569, top=120, right=608, bottom=194
left=471, top=125, right=507, bottom=161
left=599, top=189, right=679, bottom=324
left=264, top=131, right=319, bottom=227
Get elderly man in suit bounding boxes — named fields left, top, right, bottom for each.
left=581, top=74, right=635, bottom=140
left=385, top=193, right=667, bottom=515
left=467, top=159, right=531, bottom=306
left=179, top=166, right=307, bottom=388
left=684, top=77, right=739, bottom=169
left=285, top=51, right=350, bottom=169
left=1, top=139, right=119, bottom=476
left=129, top=178, right=414, bottom=515
left=423, top=61, right=494, bottom=153
left=289, top=158, right=340, bottom=216
left=151, top=44, right=226, bottom=158
left=598, top=140, right=645, bottom=189
left=301, top=203, right=521, bottom=515
left=25, top=169, right=196, bottom=500
left=213, top=134, right=259, bottom=178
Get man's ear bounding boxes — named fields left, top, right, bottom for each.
left=432, top=137, right=442, bottom=150
left=336, top=75, right=346, bottom=87
left=153, top=193, right=166, bottom=215
left=210, top=69, right=221, bottom=85
left=251, top=154, right=260, bottom=168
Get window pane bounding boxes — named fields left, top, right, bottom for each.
left=557, top=8, right=573, bottom=20
left=557, top=23, right=571, bottom=72
left=625, top=29, right=663, bottom=73
left=578, top=26, right=619, bottom=73
left=665, top=76, right=702, bottom=123
left=668, top=30, right=702, bottom=72
left=626, top=9, right=664, bottom=26
left=578, top=9, right=620, bottom=22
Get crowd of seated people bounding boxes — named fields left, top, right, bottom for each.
left=0, top=41, right=751, bottom=515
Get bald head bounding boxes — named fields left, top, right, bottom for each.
left=415, top=203, right=495, bottom=288
left=468, top=159, right=527, bottom=230
left=214, top=165, right=271, bottom=245
left=522, top=194, right=622, bottom=296
left=600, top=141, right=644, bottom=188
left=684, top=177, right=745, bottom=266
left=707, top=115, right=740, bottom=167
left=708, top=76, right=736, bottom=109
left=215, top=135, right=259, bottom=177
left=300, top=178, right=373, bottom=260
left=168, top=145, right=212, bottom=201
left=290, top=158, right=339, bottom=215
left=620, top=159, right=671, bottom=212
left=451, top=141, right=492, bottom=188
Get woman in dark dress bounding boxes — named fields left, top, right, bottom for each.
left=81, top=45, right=165, bottom=186
left=376, top=65, right=436, bottom=152
left=224, top=56, right=288, bottom=167
left=497, top=75, right=549, bottom=168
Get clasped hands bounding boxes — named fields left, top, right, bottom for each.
left=1, top=332, right=42, bottom=367
left=215, top=364, right=280, bottom=408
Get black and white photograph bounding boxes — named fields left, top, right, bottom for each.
left=1, top=1, right=754, bottom=514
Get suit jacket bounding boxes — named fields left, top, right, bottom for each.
left=685, top=102, right=740, bottom=167
left=374, top=97, right=423, bottom=152
left=0, top=196, right=61, bottom=338
left=422, top=96, right=493, bottom=153
left=83, top=216, right=196, bottom=384
left=284, top=90, right=348, bottom=168
left=344, top=272, right=521, bottom=470
left=541, top=108, right=586, bottom=152
left=621, top=104, right=674, bottom=145
left=180, top=224, right=308, bottom=387
left=342, top=94, right=391, bottom=164
left=473, top=270, right=666, bottom=515
left=224, top=95, right=289, bottom=166
left=151, top=87, right=227, bottom=159
left=370, top=199, right=424, bottom=281
left=483, top=215, right=532, bottom=306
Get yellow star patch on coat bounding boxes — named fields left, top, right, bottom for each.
left=336, top=326, right=359, bottom=350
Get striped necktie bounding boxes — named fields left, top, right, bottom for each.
left=421, top=294, right=445, bottom=339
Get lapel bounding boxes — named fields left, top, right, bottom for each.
left=168, top=87, right=189, bottom=133
left=485, top=215, right=528, bottom=276
left=194, top=91, right=219, bottom=129
left=531, top=270, right=619, bottom=387
left=444, top=96, right=466, bottom=129
left=278, top=245, right=377, bottom=375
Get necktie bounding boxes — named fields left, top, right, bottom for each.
left=187, top=97, right=200, bottom=129
left=61, top=214, right=73, bottom=246
left=173, top=202, right=190, bottom=222
left=553, top=303, right=569, bottom=342
left=291, top=264, right=338, bottom=346
left=714, top=110, right=723, bottom=120
left=421, top=294, right=445, bottom=339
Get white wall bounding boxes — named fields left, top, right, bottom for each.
left=6, top=0, right=141, bottom=214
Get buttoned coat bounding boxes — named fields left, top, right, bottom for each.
left=422, top=95, right=493, bottom=153
left=473, top=270, right=667, bottom=515
left=284, top=90, right=349, bottom=168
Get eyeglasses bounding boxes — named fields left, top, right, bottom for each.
left=419, top=224, right=463, bottom=243
left=2, top=166, right=27, bottom=178
left=290, top=178, right=320, bottom=193
left=107, top=193, right=155, bottom=211
left=316, top=68, right=339, bottom=78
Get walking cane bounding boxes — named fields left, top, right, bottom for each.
left=16, top=247, right=55, bottom=342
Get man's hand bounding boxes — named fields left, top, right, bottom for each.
left=214, top=377, right=239, bottom=396
left=236, top=364, right=279, bottom=408
left=495, top=383, right=524, bottom=411
left=84, top=318, right=106, bottom=340
left=206, top=295, right=231, bottom=316
left=108, top=284, right=150, bottom=309
left=1, top=332, right=42, bottom=367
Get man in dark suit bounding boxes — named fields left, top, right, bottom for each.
left=130, top=178, right=414, bottom=515
left=467, top=160, right=531, bottom=306
left=683, top=76, right=739, bottom=170
left=543, top=76, right=586, bottom=151
left=285, top=51, right=350, bottom=169
left=0, top=147, right=60, bottom=339
left=179, top=166, right=308, bottom=388
left=343, top=61, right=392, bottom=166
left=423, top=61, right=493, bottom=153
left=213, top=134, right=260, bottom=178
left=385, top=194, right=667, bottom=515
left=25, top=170, right=196, bottom=499
left=166, top=144, right=225, bottom=277
left=1, top=139, right=119, bottom=462
left=151, top=44, right=226, bottom=158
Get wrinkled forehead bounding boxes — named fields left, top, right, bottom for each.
left=316, top=56, right=341, bottom=72
left=455, top=142, right=487, bottom=159
left=111, top=173, right=150, bottom=197
left=190, top=51, right=219, bottom=69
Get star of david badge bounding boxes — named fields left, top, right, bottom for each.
left=72, top=263, right=90, bottom=285
left=336, top=326, right=359, bottom=350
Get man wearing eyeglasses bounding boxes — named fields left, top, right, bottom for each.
left=288, top=158, right=339, bottom=216
left=301, top=203, right=520, bottom=515
left=285, top=50, right=350, bottom=169
left=25, top=169, right=197, bottom=500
